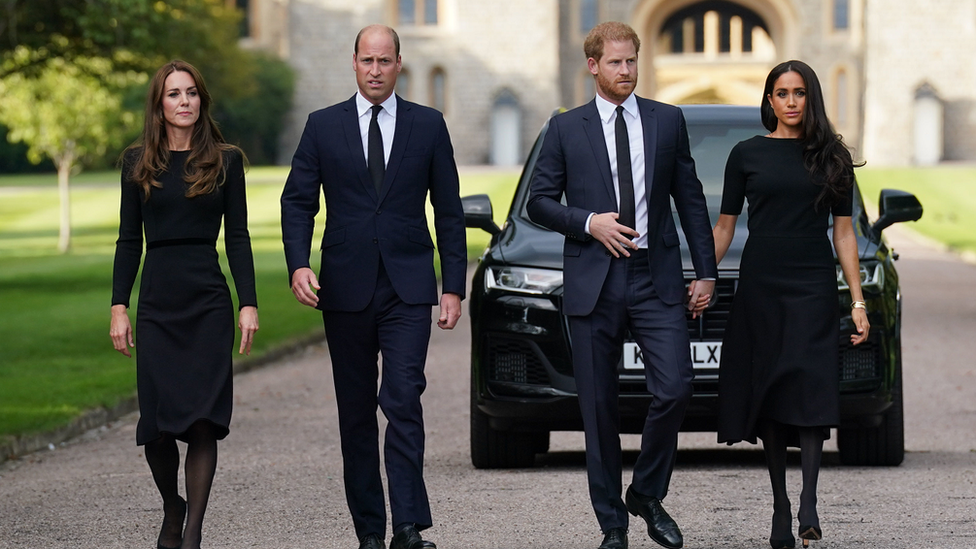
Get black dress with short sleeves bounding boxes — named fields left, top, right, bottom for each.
left=112, top=148, right=256, bottom=445
left=716, top=136, right=852, bottom=445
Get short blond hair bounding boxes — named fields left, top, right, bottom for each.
left=583, top=21, right=641, bottom=61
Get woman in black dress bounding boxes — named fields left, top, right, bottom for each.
left=712, top=60, right=869, bottom=549
left=110, top=60, right=258, bottom=549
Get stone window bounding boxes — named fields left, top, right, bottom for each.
left=397, top=67, right=411, bottom=101
left=430, top=67, right=447, bottom=113
left=833, top=0, right=849, bottom=30
left=658, top=1, right=771, bottom=56
left=398, top=0, right=438, bottom=26
left=580, top=0, right=599, bottom=34
left=235, top=0, right=250, bottom=37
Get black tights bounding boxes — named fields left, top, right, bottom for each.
left=144, top=421, right=219, bottom=549
left=758, top=419, right=824, bottom=540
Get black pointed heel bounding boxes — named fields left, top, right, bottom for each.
left=798, top=525, right=822, bottom=547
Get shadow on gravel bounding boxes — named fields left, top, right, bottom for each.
left=533, top=449, right=842, bottom=469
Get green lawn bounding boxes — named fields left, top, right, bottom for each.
left=2, top=163, right=969, bottom=442
left=856, top=166, right=976, bottom=255
left=0, top=166, right=520, bottom=441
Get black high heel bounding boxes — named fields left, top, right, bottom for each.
left=156, top=496, right=186, bottom=549
left=798, top=525, right=822, bottom=547
left=769, top=503, right=794, bottom=548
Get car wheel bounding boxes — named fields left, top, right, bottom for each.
left=837, top=358, right=905, bottom=466
left=470, top=397, right=539, bottom=469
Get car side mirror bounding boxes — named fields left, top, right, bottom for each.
left=462, top=194, right=501, bottom=235
left=870, top=189, right=923, bottom=238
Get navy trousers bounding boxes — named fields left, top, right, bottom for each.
left=323, top=260, right=433, bottom=539
left=568, top=250, right=694, bottom=532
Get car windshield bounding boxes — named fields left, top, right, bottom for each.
left=515, top=114, right=765, bottom=218
left=686, top=123, right=765, bottom=207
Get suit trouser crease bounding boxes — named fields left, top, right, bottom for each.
left=324, top=261, right=433, bottom=538
left=568, top=255, right=693, bottom=532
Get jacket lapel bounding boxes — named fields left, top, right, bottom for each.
left=638, top=97, right=658, bottom=206
left=581, top=99, right=617, bottom=207
left=380, top=95, right=412, bottom=204
left=341, top=95, right=378, bottom=200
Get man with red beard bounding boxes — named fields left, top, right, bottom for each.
left=527, top=21, right=716, bottom=549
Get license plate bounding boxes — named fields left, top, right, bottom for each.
left=622, top=342, right=722, bottom=370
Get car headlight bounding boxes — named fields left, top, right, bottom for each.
left=486, top=266, right=563, bottom=295
left=837, top=261, right=884, bottom=291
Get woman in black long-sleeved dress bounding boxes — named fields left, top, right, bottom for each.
left=712, top=61, right=870, bottom=549
left=110, top=60, right=258, bottom=549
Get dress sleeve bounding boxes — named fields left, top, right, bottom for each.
left=832, top=168, right=855, bottom=217
left=111, top=151, right=144, bottom=307
left=720, top=142, right=747, bottom=216
left=222, top=150, right=258, bottom=309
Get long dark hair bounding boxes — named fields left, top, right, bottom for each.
left=761, top=60, right=860, bottom=208
left=126, top=60, right=241, bottom=199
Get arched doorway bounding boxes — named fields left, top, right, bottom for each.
left=633, top=0, right=798, bottom=105
left=490, top=90, right=522, bottom=166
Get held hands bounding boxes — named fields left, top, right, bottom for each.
left=851, top=308, right=870, bottom=345
left=110, top=304, right=134, bottom=358
left=687, top=279, right=714, bottom=319
left=291, top=267, right=320, bottom=308
left=238, top=306, right=259, bottom=355
left=590, top=212, right=639, bottom=258
left=438, top=293, right=462, bottom=330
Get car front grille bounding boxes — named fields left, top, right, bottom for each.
left=839, top=339, right=882, bottom=381
left=487, top=337, right=550, bottom=385
left=687, top=278, right=737, bottom=340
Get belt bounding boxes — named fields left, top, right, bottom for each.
left=146, top=238, right=215, bottom=250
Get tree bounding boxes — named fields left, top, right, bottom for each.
left=0, top=49, right=144, bottom=252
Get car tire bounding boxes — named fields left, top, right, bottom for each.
left=470, top=397, right=539, bottom=469
left=837, top=358, right=905, bottom=466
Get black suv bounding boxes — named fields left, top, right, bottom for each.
left=464, top=105, right=923, bottom=468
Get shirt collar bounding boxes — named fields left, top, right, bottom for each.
left=595, top=93, right=638, bottom=123
left=356, top=92, right=398, bottom=119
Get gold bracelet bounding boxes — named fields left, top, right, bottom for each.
left=851, top=301, right=866, bottom=310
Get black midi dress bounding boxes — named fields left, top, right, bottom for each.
left=716, top=136, right=852, bottom=445
left=112, top=149, right=257, bottom=445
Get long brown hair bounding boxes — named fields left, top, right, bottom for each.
left=761, top=60, right=861, bottom=209
left=126, top=60, right=240, bottom=199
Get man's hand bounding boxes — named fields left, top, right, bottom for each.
left=291, top=267, right=320, bottom=308
left=687, top=279, right=715, bottom=319
left=438, top=292, right=462, bottom=330
left=589, top=212, right=640, bottom=258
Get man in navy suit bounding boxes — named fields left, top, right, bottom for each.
left=527, top=22, right=716, bottom=549
left=280, top=25, right=466, bottom=549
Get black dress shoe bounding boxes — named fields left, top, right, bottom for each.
left=389, top=525, right=436, bottom=549
left=625, top=486, right=683, bottom=549
left=598, top=527, right=628, bottom=549
left=359, top=533, right=386, bottom=549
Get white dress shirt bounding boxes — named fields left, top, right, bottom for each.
left=356, top=92, right=396, bottom=169
left=585, top=93, right=649, bottom=249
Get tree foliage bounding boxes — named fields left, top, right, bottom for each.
left=0, top=49, right=146, bottom=252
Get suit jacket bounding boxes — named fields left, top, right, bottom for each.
left=526, top=96, right=717, bottom=316
left=281, top=94, right=467, bottom=312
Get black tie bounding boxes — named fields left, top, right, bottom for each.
left=368, top=104, right=385, bottom=192
left=615, top=105, right=635, bottom=230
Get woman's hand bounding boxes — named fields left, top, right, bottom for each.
left=238, top=306, right=259, bottom=355
left=110, top=304, right=134, bottom=357
left=851, top=307, right=870, bottom=345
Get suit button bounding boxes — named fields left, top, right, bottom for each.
left=375, top=210, right=381, bottom=215
left=373, top=238, right=378, bottom=244
left=605, top=251, right=611, bottom=257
